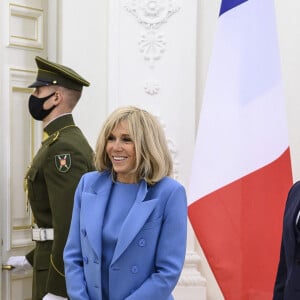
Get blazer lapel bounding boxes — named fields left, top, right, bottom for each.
left=84, top=173, right=113, bottom=257
left=111, top=181, right=158, bottom=264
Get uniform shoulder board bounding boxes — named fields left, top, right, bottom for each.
left=48, top=131, right=60, bottom=145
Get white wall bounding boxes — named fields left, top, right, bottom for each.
left=275, top=0, right=300, bottom=182
left=55, top=0, right=109, bottom=149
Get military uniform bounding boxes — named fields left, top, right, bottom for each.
left=24, top=57, right=95, bottom=300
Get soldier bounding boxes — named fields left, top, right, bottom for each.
left=7, top=56, right=95, bottom=300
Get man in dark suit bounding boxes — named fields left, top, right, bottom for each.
left=7, top=56, right=95, bottom=300
left=273, top=181, right=300, bottom=300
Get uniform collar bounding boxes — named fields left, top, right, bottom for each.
left=44, top=114, right=75, bottom=136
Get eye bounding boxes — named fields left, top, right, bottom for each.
left=122, top=136, right=132, bottom=143
left=107, top=135, right=115, bottom=141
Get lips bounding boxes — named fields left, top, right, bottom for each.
left=112, top=156, right=127, bottom=161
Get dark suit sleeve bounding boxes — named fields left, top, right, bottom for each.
left=273, top=240, right=287, bottom=300
left=273, top=181, right=300, bottom=300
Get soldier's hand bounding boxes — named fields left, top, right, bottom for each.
left=5, top=256, right=32, bottom=274
left=42, top=293, right=68, bottom=300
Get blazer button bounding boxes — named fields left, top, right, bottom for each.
left=81, top=228, right=87, bottom=236
left=83, top=256, right=89, bottom=264
left=131, top=265, right=138, bottom=274
left=138, top=238, right=146, bottom=247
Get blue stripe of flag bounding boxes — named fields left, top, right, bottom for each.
left=219, top=0, right=248, bottom=16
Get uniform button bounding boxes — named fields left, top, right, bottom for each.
left=138, top=238, right=146, bottom=247
left=81, top=229, right=87, bottom=236
left=83, top=256, right=89, bottom=264
left=131, top=265, right=138, bottom=273
left=94, top=258, right=99, bottom=264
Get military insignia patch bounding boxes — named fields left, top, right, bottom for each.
left=55, top=154, right=71, bottom=173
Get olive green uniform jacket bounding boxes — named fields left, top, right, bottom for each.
left=25, top=114, right=95, bottom=300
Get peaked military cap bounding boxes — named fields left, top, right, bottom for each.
left=28, top=56, right=90, bottom=91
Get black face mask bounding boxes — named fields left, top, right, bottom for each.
left=28, top=92, right=56, bottom=121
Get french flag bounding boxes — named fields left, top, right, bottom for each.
left=188, top=0, right=293, bottom=299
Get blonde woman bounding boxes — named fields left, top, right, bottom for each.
left=64, top=106, right=187, bottom=300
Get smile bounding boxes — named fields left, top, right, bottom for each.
left=113, top=156, right=127, bottom=161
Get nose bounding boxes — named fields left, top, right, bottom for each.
left=111, top=139, right=122, bottom=151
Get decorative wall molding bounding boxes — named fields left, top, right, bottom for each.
left=177, top=251, right=207, bottom=287
left=123, top=0, right=181, bottom=95
left=167, top=137, right=180, bottom=180
left=144, top=79, right=160, bottom=95
left=9, top=4, right=44, bottom=49
left=139, top=30, right=166, bottom=68
left=123, top=0, right=180, bottom=29
left=10, top=67, right=36, bottom=89
left=156, top=114, right=180, bottom=178
left=124, top=0, right=180, bottom=67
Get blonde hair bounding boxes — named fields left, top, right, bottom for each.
left=94, top=106, right=173, bottom=185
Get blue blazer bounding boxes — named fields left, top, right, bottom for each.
left=273, top=181, right=300, bottom=300
left=64, top=171, right=187, bottom=300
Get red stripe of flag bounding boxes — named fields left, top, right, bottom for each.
left=189, top=149, right=292, bottom=299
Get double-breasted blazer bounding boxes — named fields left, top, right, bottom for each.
left=273, top=181, right=300, bottom=300
left=63, top=170, right=187, bottom=300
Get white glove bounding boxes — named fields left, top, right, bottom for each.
left=5, top=256, right=32, bottom=274
left=42, top=293, right=68, bottom=300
